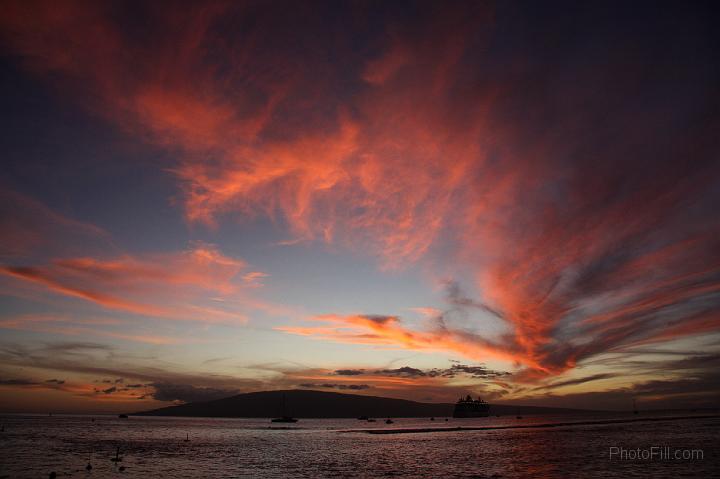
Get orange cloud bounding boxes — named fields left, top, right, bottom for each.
left=1, top=243, right=257, bottom=323
left=2, top=0, right=718, bottom=384
left=277, top=314, right=539, bottom=370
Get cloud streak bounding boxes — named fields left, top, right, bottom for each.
left=1, top=0, right=718, bottom=395
left=1, top=240, right=263, bottom=323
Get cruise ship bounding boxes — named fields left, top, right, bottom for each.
left=452, top=395, right=491, bottom=418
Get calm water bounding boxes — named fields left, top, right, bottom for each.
left=0, top=413, right=717, bottom=478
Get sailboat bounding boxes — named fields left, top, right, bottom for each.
left=271, top=393, right=298, bottom=423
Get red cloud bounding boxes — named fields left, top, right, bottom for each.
left=1, top=243, right=254, bottom=323
left=277, top=314, right=541, bottom=371
left=2, top=1, right=718, bottom=383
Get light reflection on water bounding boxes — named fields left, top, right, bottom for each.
left=0, top=414, right=717, bottom=478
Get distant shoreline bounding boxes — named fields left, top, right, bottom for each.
left=131, top=389, right=604, bottom=418
left=344, top=414, right=720, bottom=434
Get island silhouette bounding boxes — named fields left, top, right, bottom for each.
left=133, top=390, right=596, bottom=418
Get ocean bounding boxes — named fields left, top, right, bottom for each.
left=0, top=413, right=717, bottom=478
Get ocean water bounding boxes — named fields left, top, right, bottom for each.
left=0, top=413, right=717, bottom=478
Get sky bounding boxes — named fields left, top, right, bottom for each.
left=0, top=0, right=719, bottom=414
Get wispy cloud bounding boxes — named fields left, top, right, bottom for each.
left=1, top=241, right=269, bottom=323
left=0, top=189, right=113, bottom=260
left=277, top=313, right=536, bottom=370
left=0, top=314, right=187, bottom=345
left=1, top=0, right=718, bottom=401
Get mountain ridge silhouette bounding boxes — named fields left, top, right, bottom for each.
left=134, top=389, right=598, bottom=418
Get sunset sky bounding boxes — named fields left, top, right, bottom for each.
left=1, top=0, right=719, bottom=413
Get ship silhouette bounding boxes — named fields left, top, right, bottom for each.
left=452, top=395, right=490, bottom=418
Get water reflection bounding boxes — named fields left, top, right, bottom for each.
left=0, top=414, right=716, bottom=478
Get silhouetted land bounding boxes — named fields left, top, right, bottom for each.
left=134, top=390, right=597, bottom=418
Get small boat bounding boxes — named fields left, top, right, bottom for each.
left=366, top=418, right=376, bottom=422
left=271, top=416, right=298, bottom=423
left=385, top=418, right=394, bottom=424
left=430, top=417, right=435, bottom=421
left=357, top=415, right=369, bottom=420
left=118, top=414, right=129, bottom=419
left=271, top=394, right=298, bottom=423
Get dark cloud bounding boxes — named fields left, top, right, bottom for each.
left=0, top=378, right=37, bottom=385
left=361, top=315, right=396, bottom=326
left=631, top=373, right=720, bottom=400
left=334, top=369, right=365, bottom=376
left=376, top=366, right=426, bottom=378
left=375, top=364, right=508, bottom=379
left=44, top=379, right=65, bottom=384
left=299, top=383, right=371, bottom=390
left=508, top=353, right=720, bottom=409
left=0, top=341, right=265, bottom=406
left=442, top=364, right=510, bottom=379
left=443, top=280, right=505, bottom=321
left=0, top=342, right=111, bottom=363
left=510, top=370, right=720, bottom=411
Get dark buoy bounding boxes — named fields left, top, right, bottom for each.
left=430, top=417, right=435, bottom=421
left=445, top=418, right=449, bottom=421
left=119, top=466, right=126, bottom=471
left=86, top=463, right=92, bottom=471
left=49, top=472, right=57, bottom=479
left=385, top=418, right=393, bottom=424
left=184, top=432, right=189, bottom=442
left=111, top=446, right=122, bottom=462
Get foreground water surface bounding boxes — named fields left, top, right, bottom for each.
left=1, top=412, right=717, bottom=478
